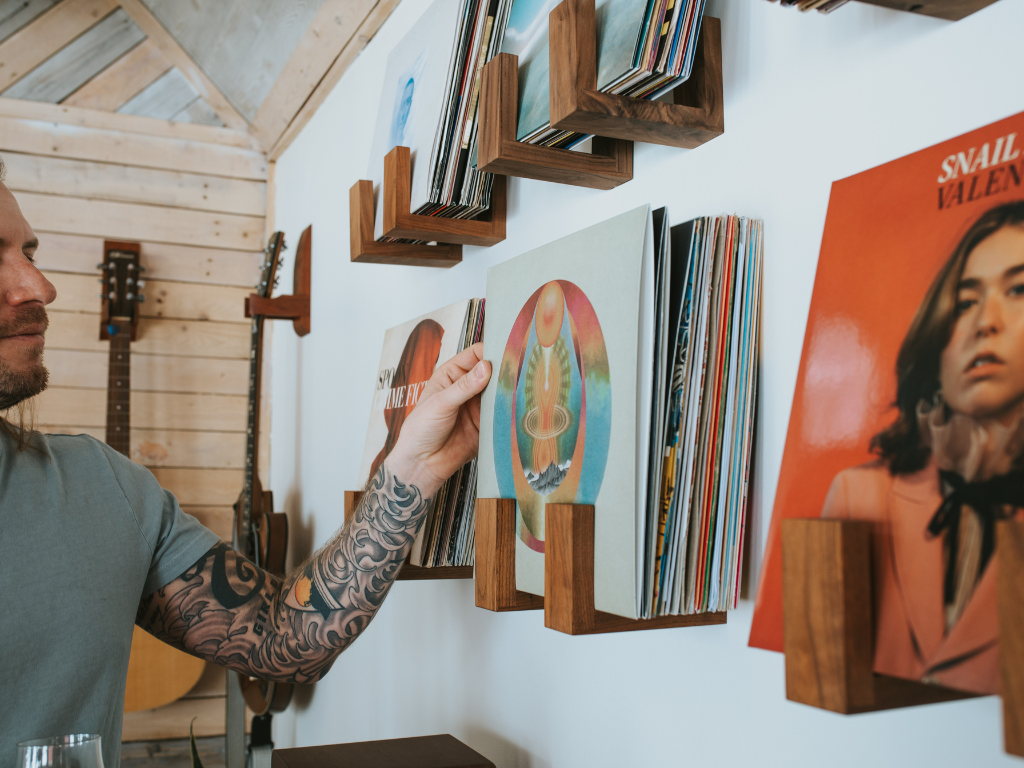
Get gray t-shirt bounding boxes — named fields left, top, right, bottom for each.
left=0, top=430, right=222, bottom=768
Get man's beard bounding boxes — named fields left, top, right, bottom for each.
left=0, top=305, right=49, bottom=411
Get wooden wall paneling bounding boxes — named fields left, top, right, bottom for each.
left=0, top=0, right=60, bottom=44
left=46, top=311, right=251, bottom=358
left=0, top=96, right=260, bottom=149
left=150, top=467, right=243, bottom=506
left=46, top=272, right=250, bottom=323
left=33, top=233, right=262, bottom=288
left=116, top=0, right=248, bottom=131
left=3, top=8, right=144, bottom=102
left=2, top=152, right=267, bottom=216
left=44, top=349, right=249, bottom=395
left=0, top=112, right=267, bottom=178
left=34, top=387, right=247, bottom=431
left=62, top=38, right=171, bottom=111
left=269, top=0, right=402, bottom=160
left=183, top=506, right=235, bottom=541
left=0, top=0, right=116, bottom=92
left=44, top=424, right=245, bottom=469
left=251, top=0, right=376, bottom=151
left=16, top=192, right=263, bottom=249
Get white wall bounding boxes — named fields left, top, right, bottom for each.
left=268, top=1, right=1024, bottom=765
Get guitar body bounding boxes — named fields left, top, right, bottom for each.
left=124, top=627, right=205, bottom=713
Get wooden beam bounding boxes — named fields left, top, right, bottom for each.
left=45, top=349, right=249, bottom=396
left=62, top=39, right=171, bottom=112
left=33, top=233, right=262, bottom=288
left=0, top=0, right=117, bottom=92
left=0, top=96, right=260, bottom=149
left=0, top=110, right=267, bottom=179
left=34, top=386, right=247, bottom=433
left=3, top=151, right=266, bottom=216
left=16, top=191, right=264, bottom=250
left=47, top=310, right=250, bottom=359
left=43, top=425, right=246, bottom=470
left=269, top=0, right=401, bottom=160
left=46, top=271, right=251, bottom=323
left=116, top=0, right=248, bottom=131
left=250, top=0, right=375, bottom=151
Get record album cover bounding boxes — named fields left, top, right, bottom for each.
left=749, top=111, right=1024, bottom=695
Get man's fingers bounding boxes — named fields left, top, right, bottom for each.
left=422, top=343, right=485, bottom=399
left=430, top=359, right=491, bottom=413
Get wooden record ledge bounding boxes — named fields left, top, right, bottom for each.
left=782, top=518, right=1024, bottom=758
left=245, top=224, right=312, bottom=336
left=350, top=145, right=507, bottom=268
left=475, top=498, right=727, bottom=633
left=344, top=491, right=472, bottom=580
left=476, top=0, right=723, bottom=190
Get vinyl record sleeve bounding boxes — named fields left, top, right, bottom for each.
left=749, top=110, right=1024, bottom=695
left=478, top=206, right=653, bottom=619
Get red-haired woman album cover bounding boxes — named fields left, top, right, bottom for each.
left=750, top=111, right=1024, bottom=695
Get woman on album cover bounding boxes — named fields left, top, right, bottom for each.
left=822, top=200, right=1024, bottom=695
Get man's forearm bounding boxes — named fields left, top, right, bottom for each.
left=137, top=462, right=433, bottom=683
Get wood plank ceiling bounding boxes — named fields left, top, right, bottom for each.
left=0, top=0, right=400, bottom=156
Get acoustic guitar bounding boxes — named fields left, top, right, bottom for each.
left=97, top=241, right=207, bottom=713
left=234, top=232, right=293, bottom=717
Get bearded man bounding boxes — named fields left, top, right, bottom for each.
left=0, top=156, right=492, bottom=768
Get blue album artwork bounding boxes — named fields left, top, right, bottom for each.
left=388, top=50, right=428, bottom=151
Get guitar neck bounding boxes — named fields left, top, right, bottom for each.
left=106, top=324, right=131, bottom=456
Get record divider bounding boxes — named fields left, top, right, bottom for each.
left=781, top=518, right=1024, bottom=758
left=476, top=1, right=723, bottom=190
left=474, top=498, right=728, bottom=632
left=344, top=491, right=473, bottom=580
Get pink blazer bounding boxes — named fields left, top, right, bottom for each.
left=822, top=460, right=1002, bottom=695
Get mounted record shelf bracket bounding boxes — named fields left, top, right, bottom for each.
left=344, top=491, right=473, bottom=580
left=382, top=146, right=507, bottom=246
left=781, top=518, right=984, bottom=713
left=475, top=498, right=545, bottom=611
left=544, top=503, right=727, bottom=634
left=245, top=224, right=312, bottom=336
left=548, top=1, right=724, bottom=149
left=349, top=181, right=463, bottom=268
left=478, top=53, right=633, bottom=190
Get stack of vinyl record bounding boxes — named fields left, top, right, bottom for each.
left=764, top=0, right=849, bottom=13
left=500, top=0, right=708, bottom=148
left=357, top=299, right=485, bottom=569
left=642, top=214, right=763, bottom=617
left=368, top=0, right=512, bottom=242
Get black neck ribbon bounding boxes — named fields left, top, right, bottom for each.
left=927, top=470, right=1024, bottom=605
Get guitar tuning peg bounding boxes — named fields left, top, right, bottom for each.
left=96, top=293, right=105, bottom=299
left=126, top=264, right=135, bottom=272
left=137, top=280, right=146, bottom=289
left=137, top=265, right=146, bottom=272
left=107, top=291, right=115, bottom=300
left=96, top=262, right=106, bottom=270
left=97, top=278, right=105, bottom=284
left=137, top=294, right=145, bottom=303
left=126, top=293, right=134, bottom=301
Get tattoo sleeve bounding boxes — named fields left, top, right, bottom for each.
left=136, top=462, right=432, bottom=683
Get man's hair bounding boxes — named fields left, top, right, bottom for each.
left=0, top=403, right=41, bottom=452
left=872, top=200, right=1024, bottom=474
left=0, top=152, right=5, bottom=183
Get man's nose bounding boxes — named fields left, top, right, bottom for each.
left=5, top=252, right=57, bottom=307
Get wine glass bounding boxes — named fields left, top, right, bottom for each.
left=16, top=734, right=104, bottom=768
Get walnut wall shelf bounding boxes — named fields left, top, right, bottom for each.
left=344, top=491, right=472, bottom=580
left=781, top=518, right=1024, bottom=758
left=245, top=224, right=312, bottom=336
left=855, top=0, right=998, bottom=21
left=349, top=144, right=507, bottom=268
left=476, top=0, right=723, bottom=190
left=475, top=499, right=727, bottom=633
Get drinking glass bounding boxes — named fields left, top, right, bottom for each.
left=16, top=734, right=104, bottom=768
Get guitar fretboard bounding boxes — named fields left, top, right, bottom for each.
left=106, top=324, right=131, bottom=456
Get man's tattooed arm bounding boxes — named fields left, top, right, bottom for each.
left=136, top=462, right=432, bottom=683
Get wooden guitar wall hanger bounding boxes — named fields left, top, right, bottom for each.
left=245, top=224, right=312, bottom=336
left=477, top=0, right=723, bottom=189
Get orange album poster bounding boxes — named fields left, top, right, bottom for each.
left=749, top=110, right=1024, bottom=695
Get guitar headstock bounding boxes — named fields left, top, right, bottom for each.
left=99, top=240, right=144, bottom=341
left=258, top=232, right=285, bottom=300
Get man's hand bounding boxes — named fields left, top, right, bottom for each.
left=386, top=341, right=491, bottom=496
